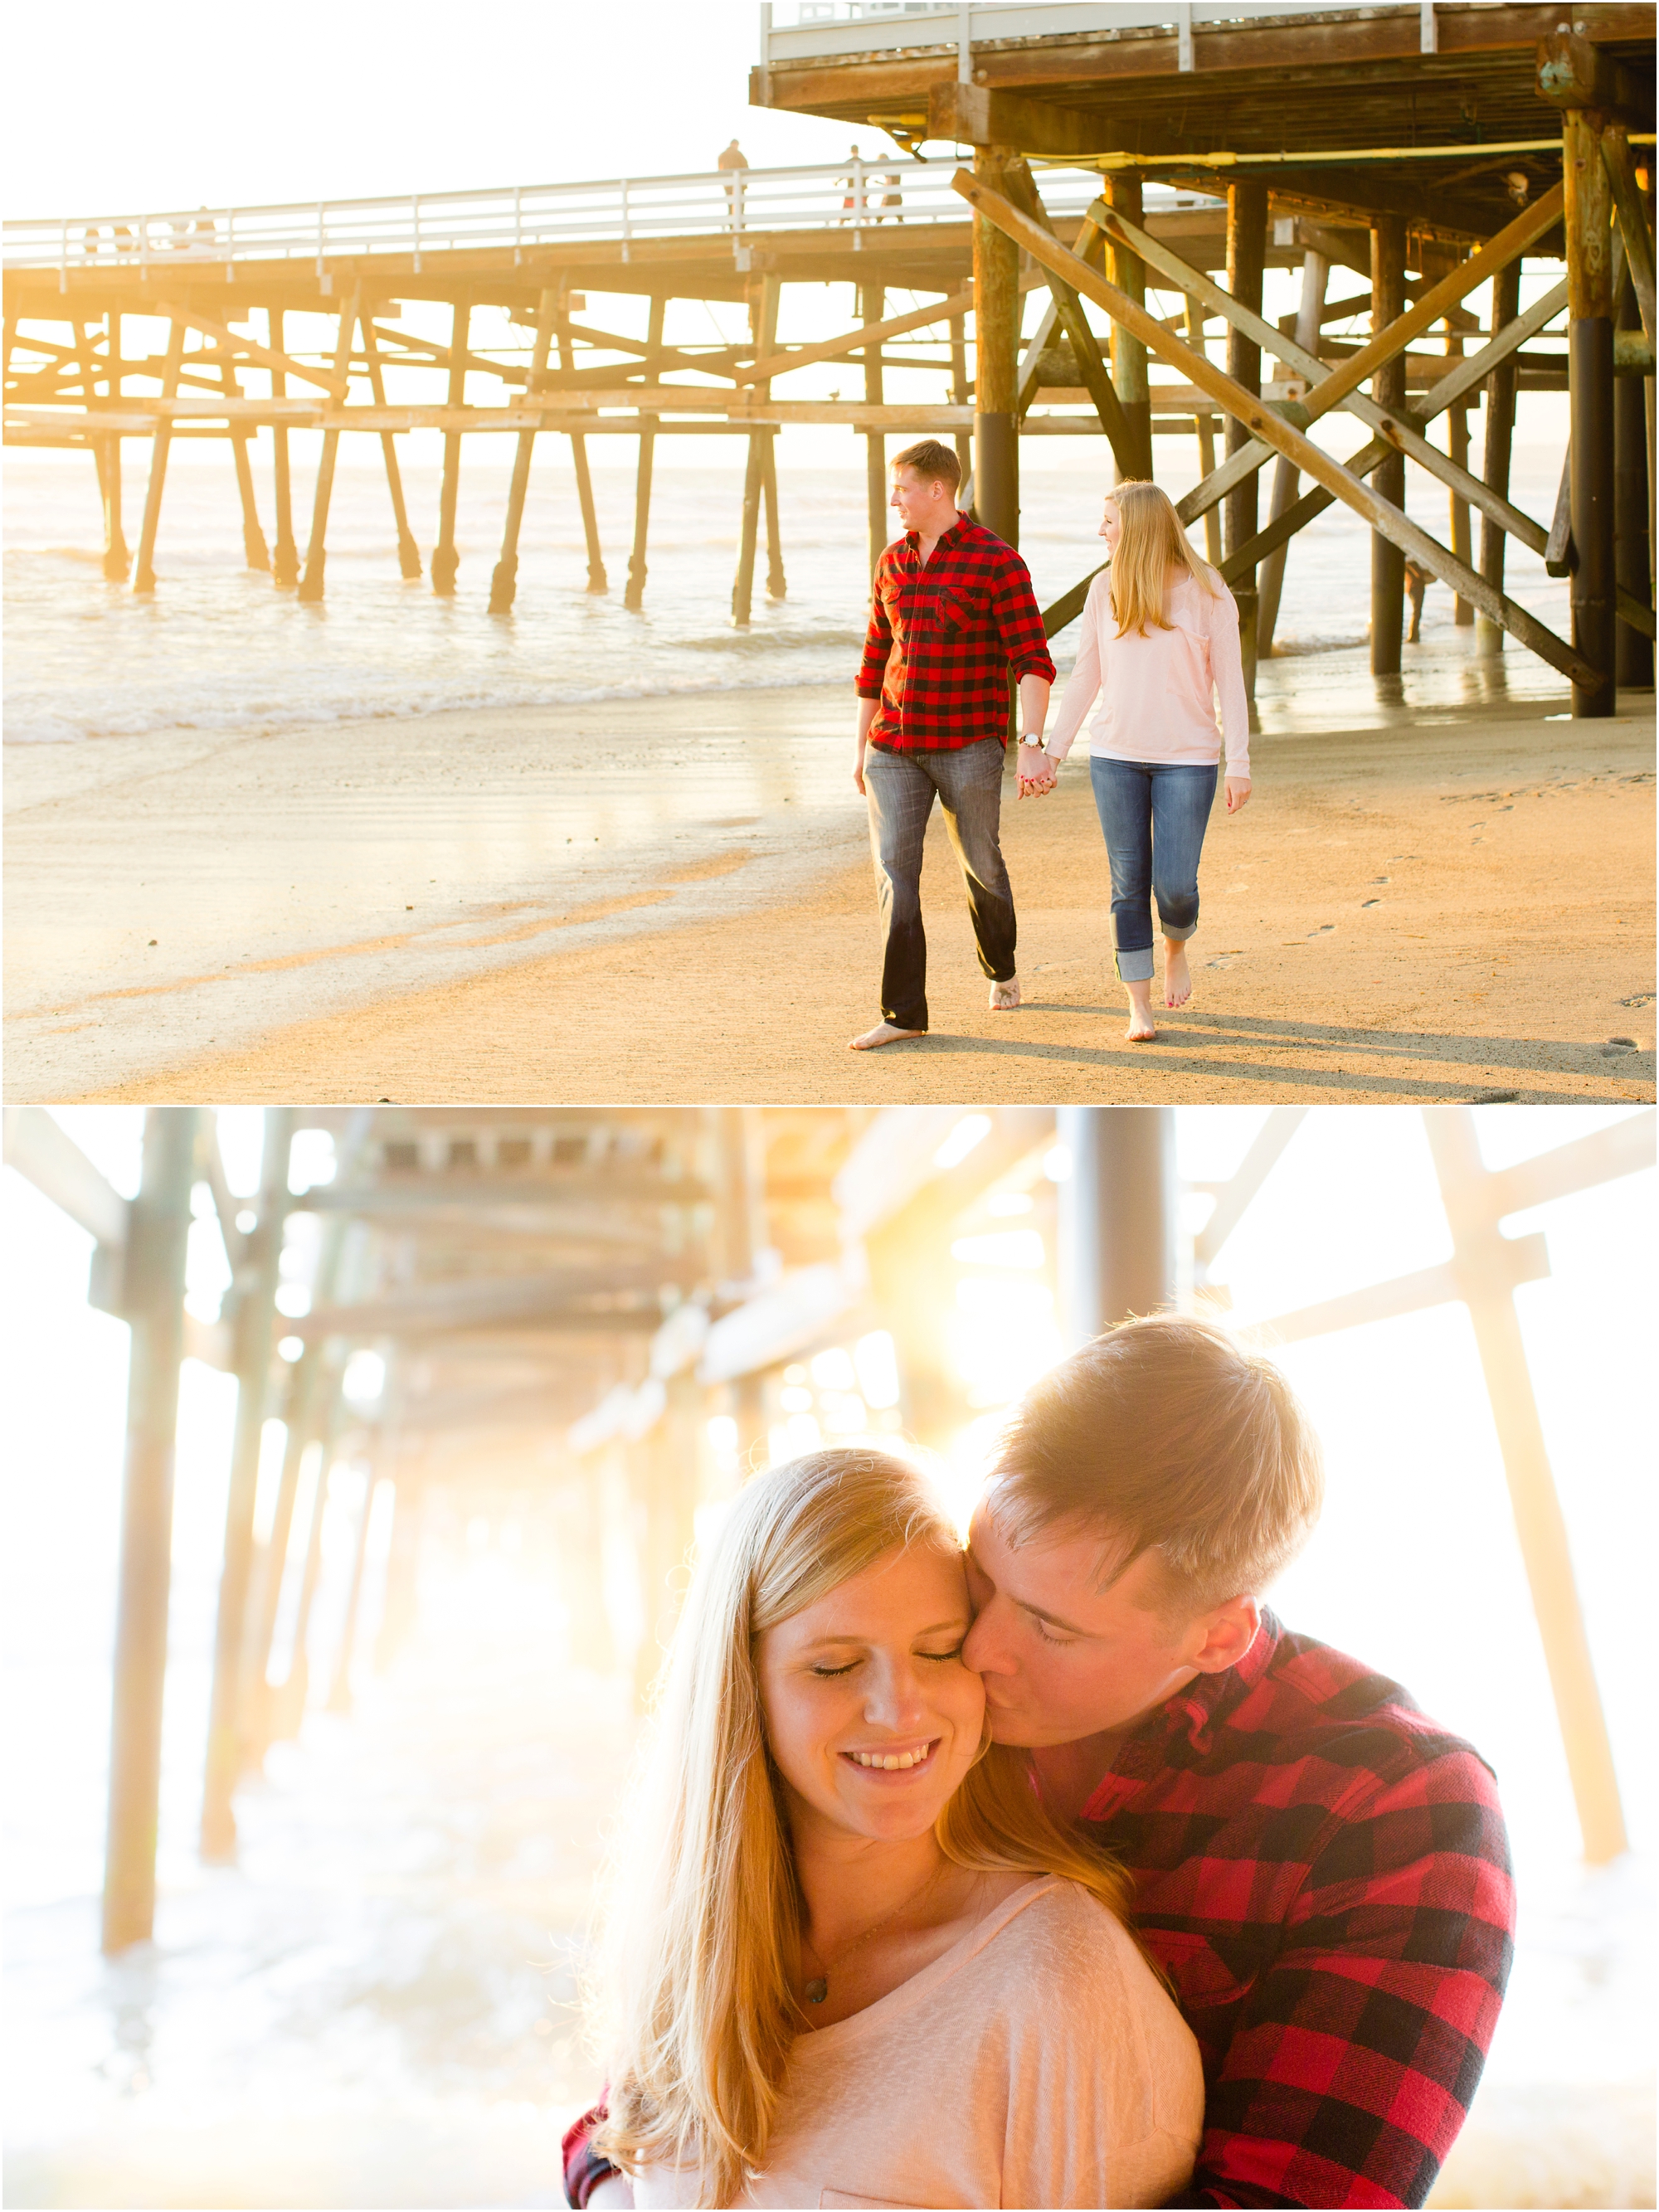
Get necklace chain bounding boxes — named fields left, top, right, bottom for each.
left=796, top=1860, right=947, bottom=2013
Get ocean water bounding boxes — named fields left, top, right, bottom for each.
left=2, top=439, right=1577, bottom=750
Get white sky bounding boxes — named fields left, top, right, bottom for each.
left=4, top=2, right=881, bottom=220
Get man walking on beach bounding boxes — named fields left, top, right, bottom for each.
left=849, top=440, right=1054, bottom=1052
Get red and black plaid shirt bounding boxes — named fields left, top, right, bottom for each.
left=857, top=514, right=1055, bottom=751
left=1089, top=1610, right=1514, bottom=2209
left=563, top=1610, right=1513, bottom=2210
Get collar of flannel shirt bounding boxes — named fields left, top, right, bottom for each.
left=1080, top=1607, right=1280, bottom=1821
left=901, top=513, right=970, bottom=557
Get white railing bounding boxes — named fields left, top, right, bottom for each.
left=4, top=159, right=1217, bottom=280
left=760, top=1, right=1430, bottom=68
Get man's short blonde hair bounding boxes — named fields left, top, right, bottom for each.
left=987, top=1315, right=1324, bottom=1614
left=892, top=439, right=961, bottom=494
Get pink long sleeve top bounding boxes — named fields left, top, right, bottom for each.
left=1047, top=564, right=1251, bottom=775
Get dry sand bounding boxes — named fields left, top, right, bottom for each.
left=6, top=681, right=1653, bottom=1106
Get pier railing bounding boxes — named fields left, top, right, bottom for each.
left=2, top=158, right=1166, bottom=280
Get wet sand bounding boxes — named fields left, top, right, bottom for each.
left=7, top=678, right=1654, bottom=1106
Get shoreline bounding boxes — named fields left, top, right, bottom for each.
left=7, top=683, right=1652, bottom=1106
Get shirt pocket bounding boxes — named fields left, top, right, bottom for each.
left=932, top=581, right=990, bottom=634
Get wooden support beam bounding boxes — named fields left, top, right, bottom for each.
left=1615, top=278, right=1654, bottom=685
left=130, top=315, right=184, bottom=593
left=359, top=314, right=421, bottom=579
left=1437, top=253, right=1477, bottom=626
left=1565, top=107, right=1618, bottom=715
left=1422, top=1109, right=1627, bottom=1868
left=1186, top=298, right=1223, bottom=565
left=1535, top=24, right=1654, bottom=124
left=200, top=1107, right=293, bottom=1861
left=999, top=173, right=1134, bottom=475
left=219, top=355, right=270, bottom=574
left=489, top=284, right=557, bottom=614
left=972, top=144, right=1020, bottom=547
left=859, top=277, right=887, bottom=581
left=1371, top=214, right=1408, bottom=676
left=557, top=299, right=608, bottom=593
left=1258, top=250, right=1329, bottom=655
left=737, top=286, right=975, bottom=386
left=238, top=1351, right=324, bottom=1770
left=928, top=80, right=1113, bottom=160
left=95, top=314, right=129, bottom=579
left=950, top=312, right=971, bottom=489
left=297, top=286, right=360, bottom=604
left=268, top=308, right=299, bottom=589
left=624, top=296, right=664, bottom=611
left=1603, top=128, right=1657, bottom=343
left=761, top=430, right=786, bottom=601
left=431, top=299, right=469, bottom=596
left=155, top=302, right=348, bottom=396
left=101, top=1106, right=197, bottom=1953
left=268, top=1373, right=347, bottom=1741
left=326, top=1458, right=380, bottom=1714
left=735, top=278, right=780, bottom=623
left=1105, top=174, right=1152, bottom=481
left=1477, top=258, right=1523, bottom=653
left=957, top=169, right=1598, bottom=687
left=1224, top=178, right=1268, bottom=706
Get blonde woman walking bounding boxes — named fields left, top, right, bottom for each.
left=568, top=1446, right=1201, bottom=2209
left=1023, top=480, right=1250, bottom=1042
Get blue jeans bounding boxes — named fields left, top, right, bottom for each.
left=1088, top=756, right=1218, bottom=984
left=864, top=737, right=1016, bottom=1032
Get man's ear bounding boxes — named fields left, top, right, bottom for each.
left=1187, top=1594, right=1260, bottom=1675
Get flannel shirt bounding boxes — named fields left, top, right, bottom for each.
left=857, top=514, right=1055, bottom=751
left=1087, top=1611, right=1514, bottom=2209
left=562, top=1610, right=1513, bottom=2210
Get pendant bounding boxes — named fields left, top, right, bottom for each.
left=804, top=1977, right=829, bottom=2005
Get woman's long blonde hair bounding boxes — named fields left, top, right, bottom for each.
left=588, top=1446, right=1136, bottom=2209
left=1107, top=478, right=1219, bottom=637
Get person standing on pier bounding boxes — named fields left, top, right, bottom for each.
left=849, top=441, right=1054, bottom=1053
left=1028, top=480, right=1250, bottom=1043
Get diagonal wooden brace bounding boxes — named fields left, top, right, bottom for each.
left=952, top=170, right=1596, bottom=688
left=157, top=302, right=348, bottom=397
left=1093, top=200, right=1569, bottom=587
left=1602, top=129, right=1657, bottom=344
left=999, top=168, right=1136, bottom=474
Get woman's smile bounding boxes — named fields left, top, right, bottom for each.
left=840, top=1737, right=940, bottom=1774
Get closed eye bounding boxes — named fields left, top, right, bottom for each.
left=1032, top=1619, right=1076, bottom=1648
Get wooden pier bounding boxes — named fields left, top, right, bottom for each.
left=3, top=1101, right=1647, bottom=1949
left=3, top=1, right=1654, bottom=705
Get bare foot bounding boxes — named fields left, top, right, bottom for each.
left=848, top=1021, right=927, bottom=1051
left=1164, top=942, right=1192, bottom=1009
left=1125, top=983, right=1158, bottom=1042
left=989, top=977, right=1020, bottom=1011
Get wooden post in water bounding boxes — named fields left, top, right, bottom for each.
left=360, top=313, right=421, bottom=579
left=1614, top=278, right=1653, bottom=687
left=557, top=299, right=608, bottom=591
left=859, top=279, right=888, bottom=574
left=431, top=299, right=470, bottom=595
left=103, top=314, right=130, bottom=581
left=1224, top=181, right=1268, bottom=703
left=734, top=275, right=782, bottom=623
left=298, top=287, right=361, bottom=604
left=101, top=1106, right=197, bottom=1955
left=1563, top=106, right=1617, bottom=714
left=327, top=1460, right=381, bottom=1714
left=1477, top=258, right=1523, bottom=652
left=1257, top=248, right=1330, bottom=655
left=221, top=357, right=270, bottom=572
left=1104, top=174, right=1152, bottom=480
left=1370, top=215, right=1408, bottom=675
left=270, top=1369, right=347, bottom=1741
left=268, top=308, right=299, bottom=588
left=972, top=146, right=1020, bottom=547
left=131, top=316, right=185, bottom=593
left=625, top=297, right=665, bottom=610
left=489, top=285, right=557, bottom=613
left=1445, top=266, right=1475, bottom=625
left=1185, top=299, right=1223, bottom=564
left=200, top=1107, right=293, bottom=1860
left=238, top=1347, right=324, bottom=1768
left=761, top=433, right=786, bottom=600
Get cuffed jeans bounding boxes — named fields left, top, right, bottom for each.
left=864, top=737, right=1017, bottom=1032
left=1088, top=756, right=1218, bottom=984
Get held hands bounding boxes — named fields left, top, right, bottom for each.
left=1016, top=747, right=1058, bottom=799
left=1225, top=776, right=1252, bottom=814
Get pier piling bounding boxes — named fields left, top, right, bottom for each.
left=298, top=289, right=360, bottom=603
left=1224, top=179, right=1267, bottom=702
left=431, top=300, right=469, bottom=596
left=489, top=286, right=557, bottom=614
left=860, top=279, right=886, bottom=574
left=1369, top=214, right=1408, bottom=677
left=557, top=299, right=608, bottom=592
left=1565, top=109, right=1618, bottom=715
left=268, top=309, right=299, bottom=587
left=360, top=314, right=421, bottom=579
left=1477, top=259, right=1523, bottom=652
left=624, top=297, right=664, bottom=610
left=101, top=1108, right=197, bottom=1955
left=1104, top=175, right=1152, bottom=481
left=1615, top=279, right=1653, bottom=687
left=971, top=146, right=1020, bottom=547
left=130, top=316, right=184, bottom=593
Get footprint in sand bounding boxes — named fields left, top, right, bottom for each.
left=1360, top=899, right=1382, bottom=908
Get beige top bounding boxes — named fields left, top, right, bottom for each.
left=634, top=1876, right=1204, bottom=2210
left=1047, top=565, right=1251, bottom=776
